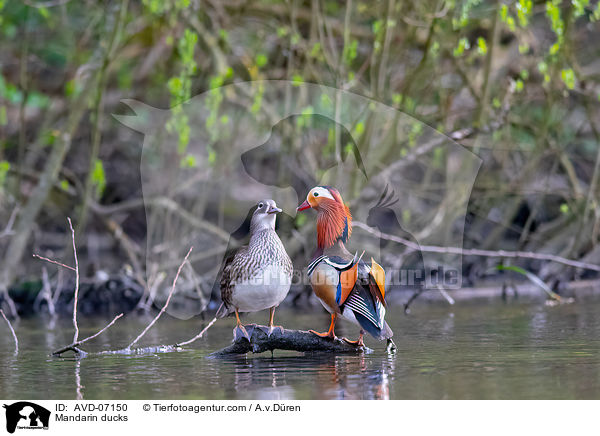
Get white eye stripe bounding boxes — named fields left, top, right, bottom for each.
left=311, top=187, right=335, bottom=200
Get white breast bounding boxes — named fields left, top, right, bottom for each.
left=231, top=264, right=292, bottom=313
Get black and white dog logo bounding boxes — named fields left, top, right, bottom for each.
left=3, top=402, right=50, bottom=433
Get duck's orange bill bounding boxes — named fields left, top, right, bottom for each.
left=297, top=200, right=311, bottom=211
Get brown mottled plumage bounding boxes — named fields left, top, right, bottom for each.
left=217, top=199, right=293, bottom=338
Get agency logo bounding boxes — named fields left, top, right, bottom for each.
left=3, top=402, right=50, bottom=434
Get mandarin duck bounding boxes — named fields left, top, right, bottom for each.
left=216, top=199, right=293, bottom=340
left=297, top=186, right=395, bottom=349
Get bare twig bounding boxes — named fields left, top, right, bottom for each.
left=127, top=246, right=193, bottom=350
left=177, top=314, right=219, bottom=347
left=52, top=313, right=124, bottom=356
left=32, top=254, right=76, bottom=271
left=0, top=206, right=19, bottom=239
left=353, top=221, right=600, bottom=273
left=32, top=219, right=80, bottom=330
left=67, top=217, right=80, bottom=343
left=34, top=217, right=123, bottom=356
left=0, top=309, right=18, bottom=354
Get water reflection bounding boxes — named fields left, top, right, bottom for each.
left=218, top=352, right=395, bottom=400
left=2, top=300, right=600, bottom=400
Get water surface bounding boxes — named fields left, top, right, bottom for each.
left=1, top=297, right=599, bottom=399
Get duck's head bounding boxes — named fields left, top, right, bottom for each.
left=251, top=199, right=282, bottom=231
left=297, top=186, right=352, bottom=248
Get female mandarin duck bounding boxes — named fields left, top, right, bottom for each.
left=217, top=199, right=293, bottom=340
left=297, top=186, right=395, bottom=349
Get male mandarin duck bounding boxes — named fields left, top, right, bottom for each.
left=217, top=199, right=293, bottom=340
left=297, top=186, right=395, bottom=348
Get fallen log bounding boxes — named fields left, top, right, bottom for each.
left=209, top=324, right=373, bottom=357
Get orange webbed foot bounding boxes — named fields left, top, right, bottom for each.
left=342, top=337, right=365, bottom=347
left=309, top=329, right=336, bottom=340
left=342, top=330, right=365, bottom=347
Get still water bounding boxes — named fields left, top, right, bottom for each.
left=1, top=298, right=600, bottom=400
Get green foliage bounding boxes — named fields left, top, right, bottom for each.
left=91, top=158, right=106, bottom=198
left=560, top=68, right=575, bottom=90
left=518, top=43, right=529, bottom=54
left=255, top=53, right=268, bottom=68
left=546, top=0, right=564, bottom=54
left=453, top=37, right=470, bottom=57
left=453, top=0, right=482, bottom=29
left=538, top=61, right=551, bottom=83
left=180, top=154, right=197, bottom=169
left=64, top=79, right=82, bottom=99
left=516, top=0, right=533, bottom=27
left=0, top=160, right=9, bottom=188
left=572, top=0, right=590, bottom=17
left=166, top=28, right=199, bottom=153
left=296, top=107, right=314, bottom=128
left=408, top=122, right=423, bottom=148
left=593, top=2, right=600, bottom=21
left=352, top=121, right=365, bottom=138
left=250, top=81, right=264, bottom=114
left=496, top=265, right=561, bottom=300
left=515, top=79, right=524, bottom=92
left=343, top=39, right=358, bottom=65
left=320, top=93, right=333, bottom=110
left=291, top=74, right=303, bottom=86
left=476, top=37, right=487, bottom=56
left=500, top=4, right=516, bottom=31
left=310, top=42, right=322, bottom=60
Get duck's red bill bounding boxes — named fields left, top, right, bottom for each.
left=296, top=200, right=311, bottom=211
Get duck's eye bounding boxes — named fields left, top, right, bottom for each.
left=314, top=192, right=319, bottom=197
left=258, top=203, right=264, bottom=208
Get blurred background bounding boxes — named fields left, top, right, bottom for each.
left=0, top=0, right=599, bottom=319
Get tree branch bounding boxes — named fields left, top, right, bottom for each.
left=52, top=313, right=124, bottom=356
left=209, top=325, right=372, bottom=357
left=353, top=221, right=600, bottom=273
left=0, top=309, right=18, bottom=354
left=126, top=246, right=193, bottom=350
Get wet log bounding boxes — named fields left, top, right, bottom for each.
left=209, top=324, right=372, bottom=357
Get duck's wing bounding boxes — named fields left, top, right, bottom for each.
left=342, top=259, right=391, bottom=338
left=219, top=245, right=249, bottom=315
left=308, top=253, right=361, bottom=307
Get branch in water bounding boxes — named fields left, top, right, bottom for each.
left=52, top=313, right=124, bottom=356
left=209, top=325, right=372, bottom=357
left=0, top=309, right=18, bottom=354
left=126, top=246, right=193, bottom=350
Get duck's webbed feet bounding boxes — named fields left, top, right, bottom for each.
left=309, top=313, right=337, bottom=340
left=233, top=309, right=252, bottom=341
left=342, top=330, right=365, bottom=347
left=257, top=324, right=284, bottom=337
left=233, top=325, right=252, bottom=342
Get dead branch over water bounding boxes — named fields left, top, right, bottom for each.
left=209, top=325, right=372, bottom=357
left=353, top=222, right=600, bottom=273
left=126, top=246, right=193, bottom=350
left=0, top=309, right=18, bottom=354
